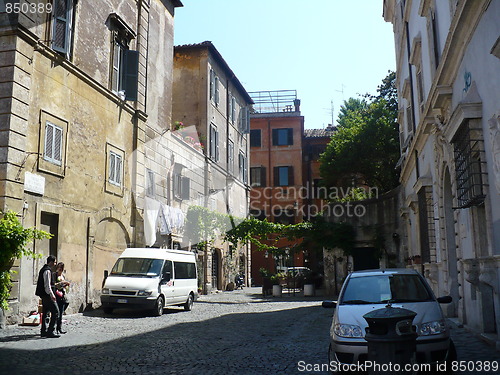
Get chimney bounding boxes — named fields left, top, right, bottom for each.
left=293, top=99, right=301, bottom=112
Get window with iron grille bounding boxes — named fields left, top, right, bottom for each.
left=452, top=121, right=487, bottom=208
left=417, top=186, right=436, bottom=264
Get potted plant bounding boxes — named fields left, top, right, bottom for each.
left=270, top=272, right=285, bottom=297
left=260, top=268, right=273, bottom=296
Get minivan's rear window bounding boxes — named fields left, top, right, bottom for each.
left=174, top=261, right=196, bottom=279
left=341, top=274, right=433, bottom=304
left=111, top=258, right=164, bottom=277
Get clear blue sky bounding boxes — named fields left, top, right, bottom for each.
left=174, top=0, right=396, bottom=129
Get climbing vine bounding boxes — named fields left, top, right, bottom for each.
left=0, top=210, right=52, bottom=310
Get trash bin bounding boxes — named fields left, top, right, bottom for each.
left=363, top=306, right=417, bottom=374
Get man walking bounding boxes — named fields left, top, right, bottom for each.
left=35, top=255, right=60, bottom=338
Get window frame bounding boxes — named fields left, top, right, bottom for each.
left=274, top=166, right=294, bottom=187
left=250, top=129, right=261, bottom=147
left=43, top=121, right=63, bottom=166
left=51, top=0, right=74, bottom=58
left=38, top=111, right=68, bottom=177
left=209, top=123, right=219, bottom=162
left=272, top=128, right=293, bottom=146
left=105, top=143, right=125, bottom=196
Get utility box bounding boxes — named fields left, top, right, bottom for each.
left=363, top=307, right=417, bottom=374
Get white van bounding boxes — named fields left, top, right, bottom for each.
left=100, top=248, right=198, bottom=316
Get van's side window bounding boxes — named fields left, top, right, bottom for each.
left=174, top=262, right=196, bottom=279
left=162, top=260, right=172, bottom=278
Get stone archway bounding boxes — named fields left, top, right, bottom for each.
left=91, top=217, right=131, bottom=304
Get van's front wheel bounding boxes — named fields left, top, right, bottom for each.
left=184, top=293, right=194, bottom=311
left=152, top=296, right=164, bottom=316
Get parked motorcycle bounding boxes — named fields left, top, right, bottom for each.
left=235, top=275, right=244, bottom=289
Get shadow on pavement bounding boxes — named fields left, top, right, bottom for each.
left=0, top=304, right=331, bottom=375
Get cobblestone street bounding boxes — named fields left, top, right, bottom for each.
left=0, top=288, right=499, bottom=375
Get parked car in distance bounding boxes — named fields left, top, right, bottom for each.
left=322, top=268, right=456, bottom=370
left=101, top=248, right=198, bottom=316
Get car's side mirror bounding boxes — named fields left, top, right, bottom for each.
left=437, top=296, right=452, bottom=304
left=162, top=271, right=171, bottom=283
left=322, top=300, right=337, bottom=308
left=102, top=270, right=109, bottom=288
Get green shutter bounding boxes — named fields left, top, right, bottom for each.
left=123, top=50, right=139, bottom=101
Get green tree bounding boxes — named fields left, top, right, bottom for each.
left=320, top=71, right=400, bottom=193
left=0, top=210, right=52, bottom=310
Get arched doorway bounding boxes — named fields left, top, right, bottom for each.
left=443, top=169, right=459, bottom=318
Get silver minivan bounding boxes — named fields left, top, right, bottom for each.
left=323, top=268, right=456, bottom=369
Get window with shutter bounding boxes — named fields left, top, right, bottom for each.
left=239, top=107, right=250, bottom=134
left=108, top=14, right=138, bottom=101
left=210, top=69, right=215, bottom=100
left=250, top=129, right=261, bottom=147
left=272, top=128, right=293, bottom=146
left=182, top=177, right=190, bottom=200
left=52, top=0, right=73, bottom=57
left=227, top=139, right=234, bottom=173
left=250, top=167, right=266, bottom=187
left=214, top=76, right=220, bottom=106
left=274, top=166, right=293, bottom=186
left=210, top=124, right=219, bottom=162
left=231, top=97, right=236, bottom=123
left=239, top=152, right=247, bottom=184
left=44, top=121, right=63, bottom=166
left=109, top=151, right=122, bottom=186
left=146, top=169, right=155, bottom=197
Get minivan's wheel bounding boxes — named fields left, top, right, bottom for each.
left=102, top=304, right=113, bottom=314
left=153, top=296, right=164, bottom=316
left=184, top=293, right=194, bottom=311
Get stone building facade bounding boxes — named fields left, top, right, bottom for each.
left=0, top=0, right=183, bottom=321
left=384, top=0, right=500, bottom=347
left=172, top=41, right=252, bottom=292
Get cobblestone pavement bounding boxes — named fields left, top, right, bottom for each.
left=0, top=288, right=499, bottom=375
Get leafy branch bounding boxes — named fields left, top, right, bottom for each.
left=0, top=210, right=52, bottom=310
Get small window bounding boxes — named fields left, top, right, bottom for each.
left=274, top=166, right=293, bottom=186
left=238, top=151, right=247, bottom=184
left=272, top=128, right=293, bottom=146
left=108, top=14, right=138, bottom=101
left=210, top=69, right=220, bottom=106
left=250, top=167, right=266, bottom=187
left=209, top=124, right=219, bottom=161
left=227, top=139, right=234, bottom=173
left=146, top=169, right=155, bottom=197
left=109, top=151, right=123, bottom=186
left=250, top=129, right=261, bottom=147
left=173, top=174, right=190, bottom=201
left=239, top=106, right=250, bottom=133
left=44, top=121, right=63, bottom=166
left=51, top=0, right=74, bottom=57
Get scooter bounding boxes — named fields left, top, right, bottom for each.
left=235, top=275, right=244, bottom=289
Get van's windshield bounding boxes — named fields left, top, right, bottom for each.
left=110, top=258, right=164, bottom=277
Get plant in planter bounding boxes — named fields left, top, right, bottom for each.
left=0, top=210, right=52, bottom=311
left=303, top=270, right=316, bottom=296
left=270, top=272, right=285, bottom=297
